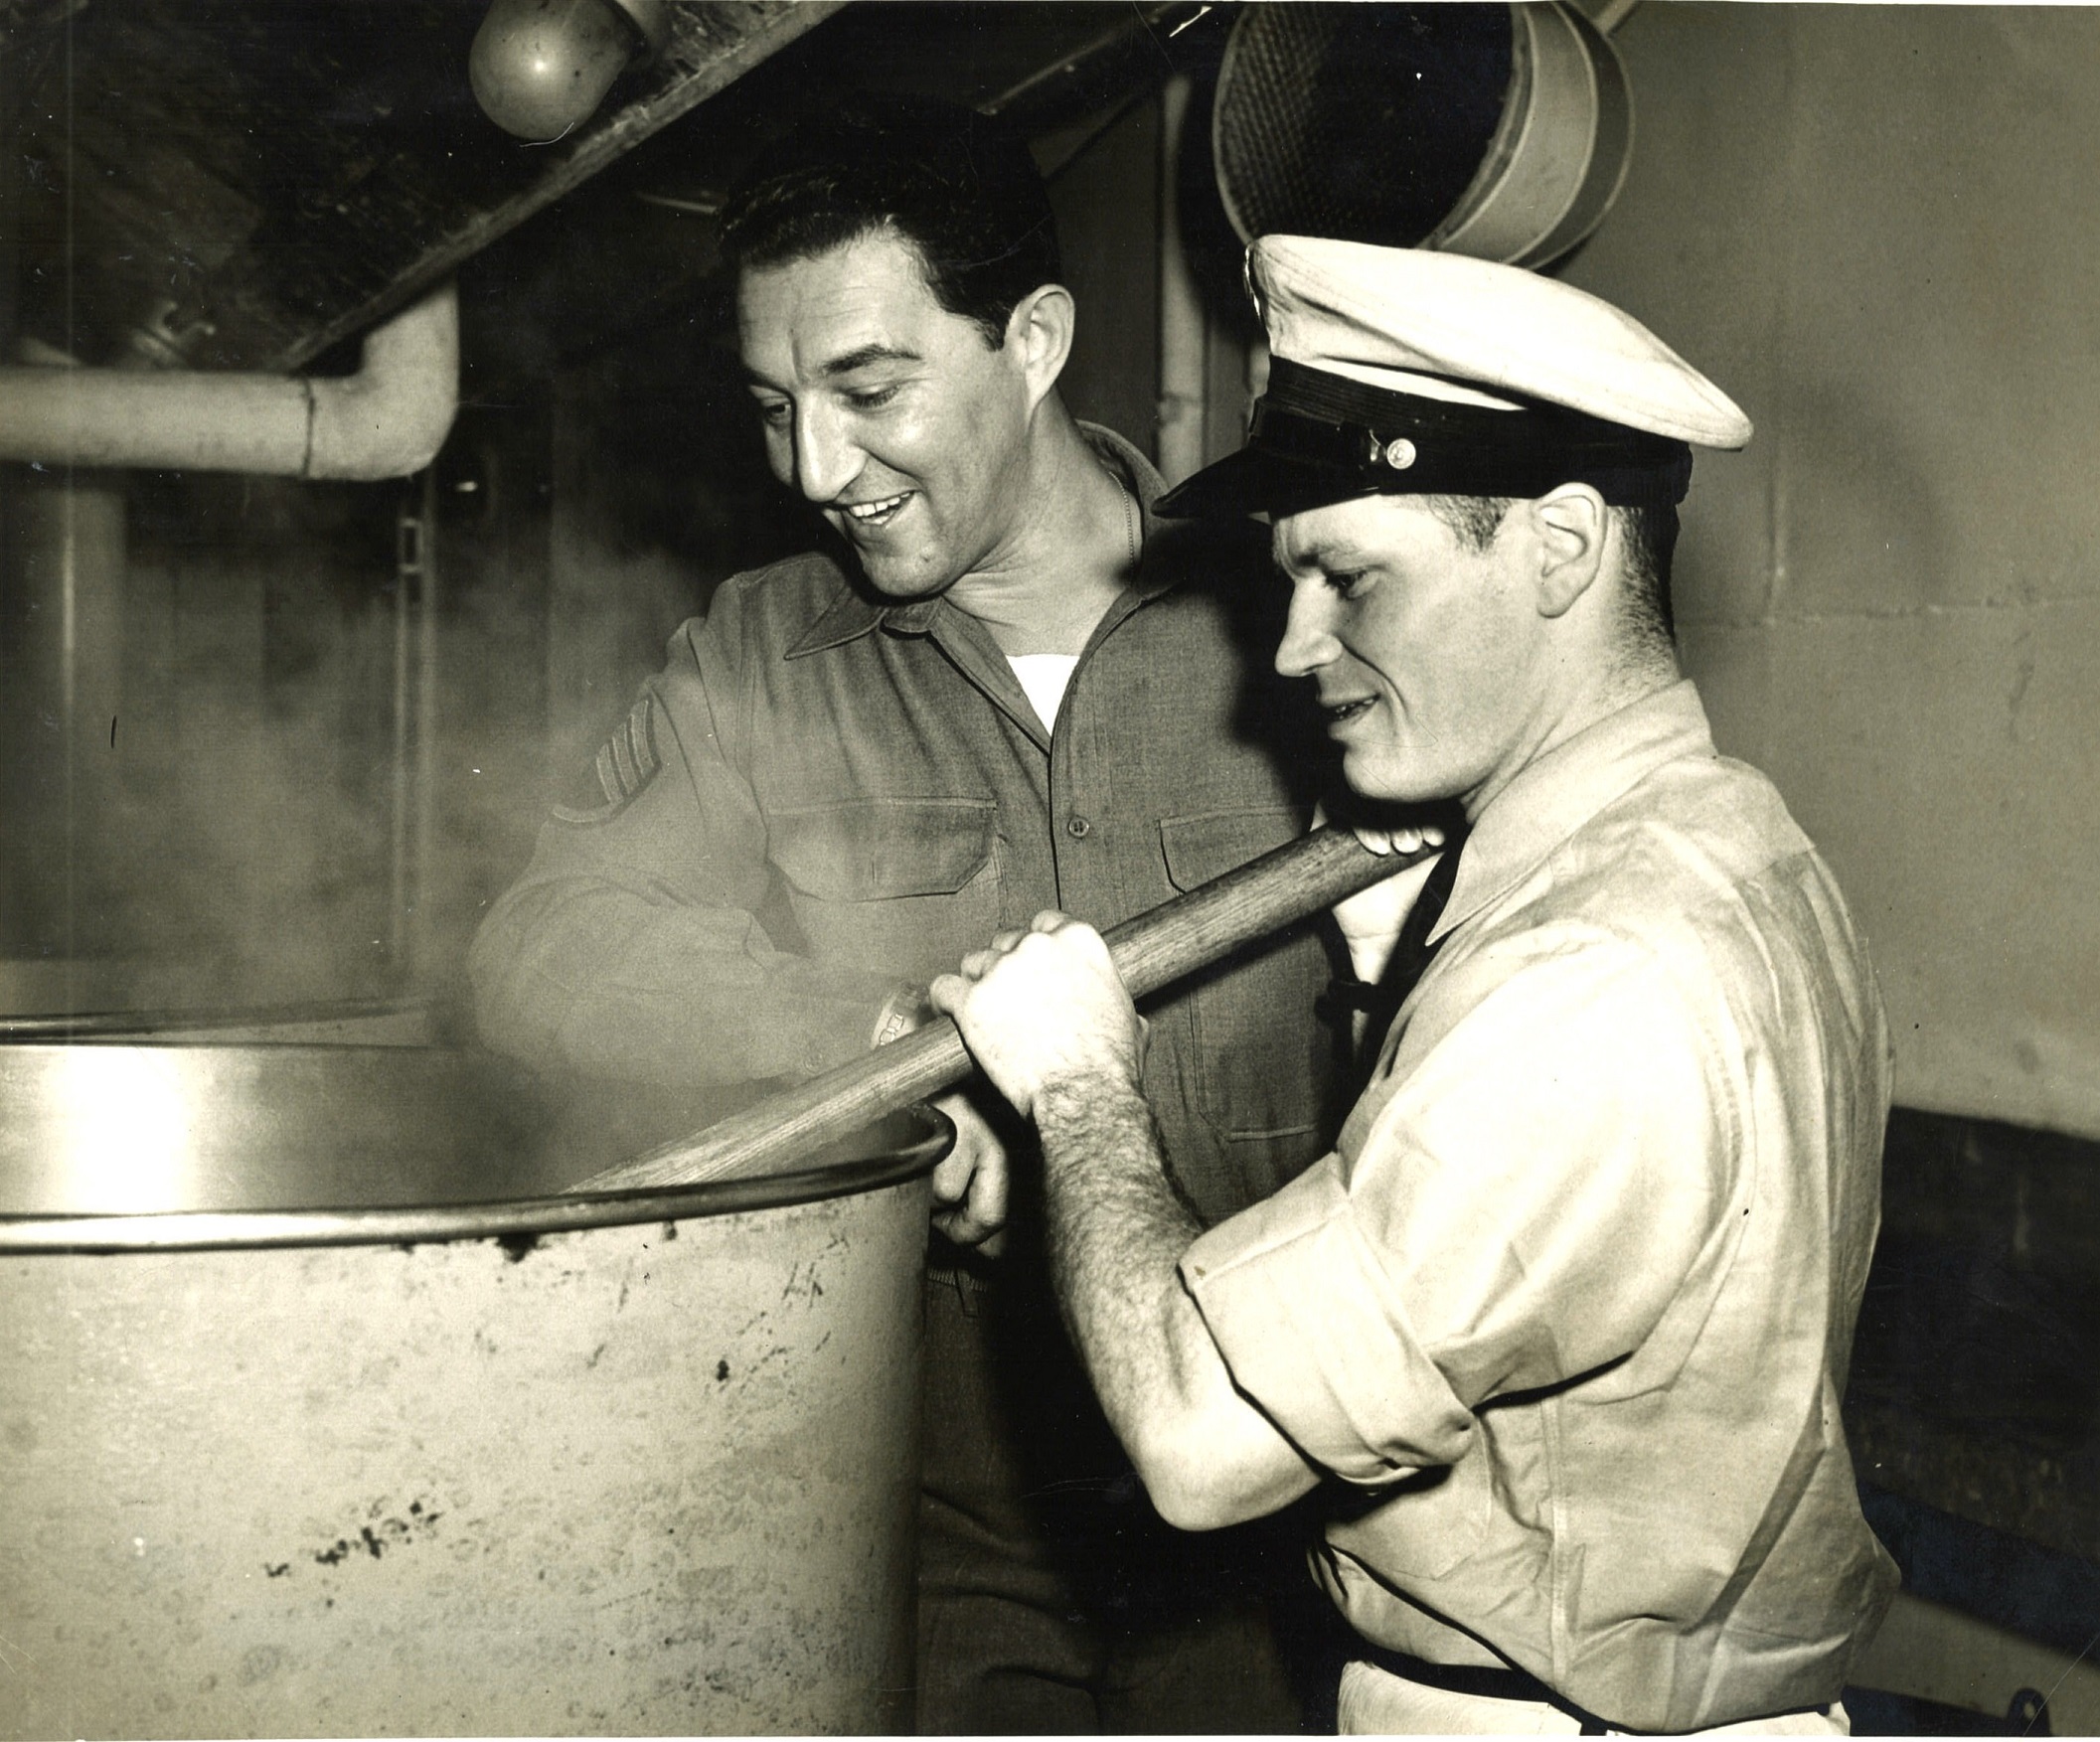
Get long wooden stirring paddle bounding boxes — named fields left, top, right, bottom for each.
left=567, top=826, right=1433, bottom=1193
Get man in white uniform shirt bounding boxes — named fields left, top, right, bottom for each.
left=934, top=236, right=1899, bottom=1735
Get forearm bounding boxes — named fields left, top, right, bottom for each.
left=1035, top=1071, right=1318, bottom=1530
left=467, top=602, right=925, bottom=1087
left=1037, top=1071, right=1203, bottom=1421
left=468, top=877, right=904, bottom=1086
left=930, top=912, right=1320, bottom=1525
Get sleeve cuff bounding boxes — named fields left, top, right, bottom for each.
left=1180, top=1157, right=1476, bottom=1485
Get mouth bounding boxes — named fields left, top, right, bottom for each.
left=1321, top=695, right=1377, bottom=730
left=837, top=491, right=913, bottom=531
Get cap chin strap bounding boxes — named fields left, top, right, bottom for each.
left=1254, top=358, right=1695, bottom=508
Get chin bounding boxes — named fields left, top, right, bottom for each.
left=1341, top=745, right=1450, bottom=808
left=1339, top=745, right=1412, bottom=802
left=857, top=551, right=956, bottom=601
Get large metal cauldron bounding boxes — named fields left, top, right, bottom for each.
left=0, top=1039, right=945, bottom=1738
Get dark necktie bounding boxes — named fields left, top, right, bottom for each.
left=1329, top=839, right=1464, bottom=1085
left=1381, top=838, right=1463, bottom=1007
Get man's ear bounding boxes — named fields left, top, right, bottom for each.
left=1526, top=484, right=1610, bottom=619
left=1006, top=283, right=1074, bottom=409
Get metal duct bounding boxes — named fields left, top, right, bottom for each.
left=0, top=282, right=458, bottom=481
left=1211, top=2, right=1633, bottom=272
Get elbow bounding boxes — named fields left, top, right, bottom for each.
left=463, top=920, right=523, bottom=1045
left=464, top=973, right=545, bottom=1069
left=1110, top=1292, right=1315, bottom=1532
left=463, top=909, right=565, bottom=1066
left=1146, top=1475, right=1253, bottom=1534
left=1127, top=1423, right=1267, bottom=1533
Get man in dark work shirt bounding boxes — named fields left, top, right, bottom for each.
left=471, top=95, right=1344, bottom=1733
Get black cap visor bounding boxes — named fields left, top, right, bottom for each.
left=1153, top=442, right=1363, bottom=521
left=1156, top=359, right=1695, bottom=520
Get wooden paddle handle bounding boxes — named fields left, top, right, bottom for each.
left=568, top=826, right=1434, bottom=1193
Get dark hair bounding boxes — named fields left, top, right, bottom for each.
left=1615, top=500, right=1681, bottom=643
left=718, top=93, right=1061, bottom=349
left=1424, top=494, right=1680, bottom=647
left=1422, top=494, right=1515, bottom=554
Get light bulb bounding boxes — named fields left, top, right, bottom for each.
left=469, top=0, right=653, bottom=143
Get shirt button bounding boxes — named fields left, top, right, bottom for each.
left=1065, top=815, right=1092, bottom=839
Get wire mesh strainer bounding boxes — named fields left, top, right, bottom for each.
left=1212, top=2, right=1630, bottom=270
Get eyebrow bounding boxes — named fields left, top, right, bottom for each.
left=817, top=342, right=921, bottom=378
left=1276, top=540, right=1364, bottom=578
left=743, top=342, right=924, bottom=393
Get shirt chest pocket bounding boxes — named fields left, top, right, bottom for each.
left=1158, top=808, right=1334, bottom=1150
left=768, top=797, right=1003, bottom=982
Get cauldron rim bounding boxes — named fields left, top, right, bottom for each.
left=0, top=1101, right=950, bottom=1255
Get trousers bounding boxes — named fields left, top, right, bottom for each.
left=1337, top=1660, right=1853, bottom=1736
left=913, top=1259, right=1337, bottom=1733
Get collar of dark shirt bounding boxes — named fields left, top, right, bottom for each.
left=784, top=422, right=1176, bottom=661
left=1427, top=679, right=1720, bottom=948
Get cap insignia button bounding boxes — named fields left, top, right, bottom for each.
left=1382, top=438, right=1417, bottom=470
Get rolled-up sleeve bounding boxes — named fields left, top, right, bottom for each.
left=1182, top=930, right=1732, bottom=1488
left=1182, top=1158, right=1476, bottom=1483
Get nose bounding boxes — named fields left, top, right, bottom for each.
left=784, top=401, right=863, bottom=504
left=1275, top=578, right=1343, bottom=680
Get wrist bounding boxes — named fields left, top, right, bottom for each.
left=1032, top=1069, right=1200, bottom=1241
left=1035, top=1065, right=1145, bottom=1127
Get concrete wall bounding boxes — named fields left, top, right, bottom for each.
left=1561, top=5, right=2100, bottom=1140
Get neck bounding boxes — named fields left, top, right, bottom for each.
left=1463, top=630, right=1681, bottom=824
left=948, top=406, right=1138, bottom=656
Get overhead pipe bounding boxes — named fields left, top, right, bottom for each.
left=0, top=281, right=458, bottom=481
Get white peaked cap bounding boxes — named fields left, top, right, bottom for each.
left=1251, top=235, right=1752, bottom=449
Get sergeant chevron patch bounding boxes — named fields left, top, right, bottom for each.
left=553, top=694, right=661, bottom=825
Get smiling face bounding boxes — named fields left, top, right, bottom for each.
left=736, top=228, right=1042, bottom=600
left=1273, top=494, right=1559, bottom=818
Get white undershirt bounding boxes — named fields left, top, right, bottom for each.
left=1006, top=653, right=1081, bottom=731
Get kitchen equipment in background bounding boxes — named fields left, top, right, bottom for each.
left=471, top=0, right=670, bottom=141
left=1212, top=1, right=1633, bottom=270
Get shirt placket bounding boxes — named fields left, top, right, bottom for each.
left=908, top=607, right=1060, bottom=930
left=920, top=588, right=1153, bottom=930
left=1046, top=589, right=1153, bottom=925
